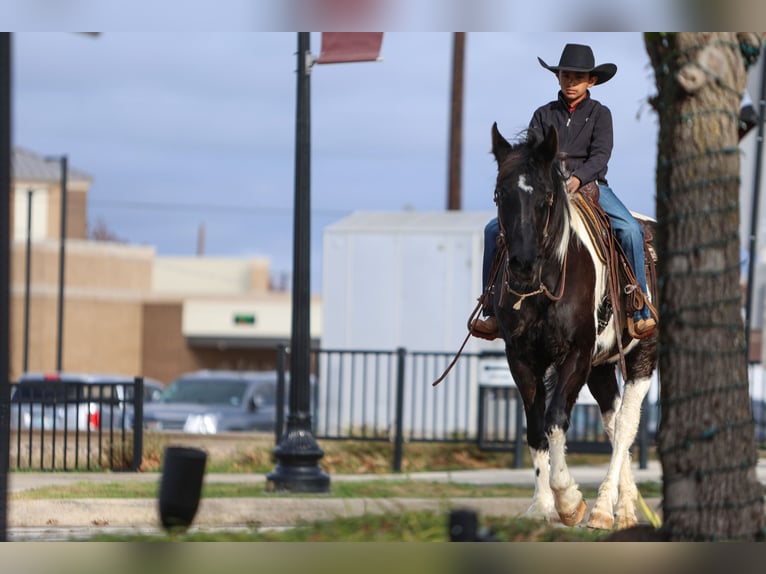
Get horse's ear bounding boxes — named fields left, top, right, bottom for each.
left=540, top=124, right=559, bottom=164
left=491, top=122, right=512, bottom=166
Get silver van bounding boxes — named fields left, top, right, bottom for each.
left=144, top=370, right=290, bottom=434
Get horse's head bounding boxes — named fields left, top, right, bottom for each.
left=490, top=122, right=568, bottom=285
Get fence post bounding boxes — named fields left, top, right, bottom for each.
left=476, top=386, right=486, bottom=448
left=392, top=347, right=406, bottom=473
left=133, top=376, right=144, bottom=471
left=275, top=343, right=287, bottom=444
left=637, top=394, right=648, bottom=470
left=514, top=389, right=525, bottom=469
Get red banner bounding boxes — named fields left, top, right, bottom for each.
left=316, top=32, right=384, bottom=64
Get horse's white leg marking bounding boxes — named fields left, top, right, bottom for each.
left=524, top=447, right=555, bottom=520
left=596, top=394, right=638, bottom=528
left=588, top=376, right=651, bottom=530
left=548, top=426, right=586, bottom=525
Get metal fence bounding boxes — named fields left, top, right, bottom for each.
left=10, top=355, right=764, bottom=474
left=276, top=347, right=766, bottom=471
left=276, top=347, right=663, bottom=471
left=9, top=377, right=144, bottom=471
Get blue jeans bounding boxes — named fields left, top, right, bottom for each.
left=481, top=184, right=650, bottom=320
left=597, top=184, right=650, bottom=320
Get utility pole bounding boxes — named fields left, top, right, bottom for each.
left=447, top=32, right=465, bottom=211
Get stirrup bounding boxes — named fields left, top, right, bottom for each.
left=626, top=315, right=656, bottom=339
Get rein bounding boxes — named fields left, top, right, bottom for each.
left=431, top=248, right=505, bottom=388
left=432, top=185, right=568, bottom=388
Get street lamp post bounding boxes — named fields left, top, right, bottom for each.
left=0, top=30, right=12, bottom=543
left=266, top=32, right=329, bottom=493
left=45, top=155, right=67, bottom=372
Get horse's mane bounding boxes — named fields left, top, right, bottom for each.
left=495, top=129, right=538, bottom=183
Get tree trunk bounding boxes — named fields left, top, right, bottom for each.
left=645, top=32, right=765, bottom=541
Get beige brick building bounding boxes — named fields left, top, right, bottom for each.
left=9, top=149, right=320, bottom=386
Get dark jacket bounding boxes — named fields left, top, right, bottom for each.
left=529, top=91, right=612, bottom=186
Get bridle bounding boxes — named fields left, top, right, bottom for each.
left=494, top=176, right=568, bottom=311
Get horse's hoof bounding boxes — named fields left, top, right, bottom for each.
left=616, top=513, right=638, bottom=530
left=523, top=504, right=554, bottom=522
left=558, top=499, right=587, bottom=526
left=586, top=509, right=615, bottom=530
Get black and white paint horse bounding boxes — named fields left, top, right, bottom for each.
left=489, top=123, right=657, bottom=530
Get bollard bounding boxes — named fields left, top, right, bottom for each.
left=448, top=508, right=499, bottom=542
left=449, top=509, right=479, bottom=541
left=158, top=446, right=207, bottom=531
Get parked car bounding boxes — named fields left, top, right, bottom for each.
left=10, top=372, right=164, bottom=432
left=143, top=370, right=289, bottom=434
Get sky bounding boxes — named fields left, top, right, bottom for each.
left=9, top=32, right=684, bottom=293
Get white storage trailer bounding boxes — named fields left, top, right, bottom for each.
left=322, top=211, right=499, bottom=354
left=321, top=211, right=516, bottom=438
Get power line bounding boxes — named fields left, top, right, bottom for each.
left=89, top=198, right=349, bottom=217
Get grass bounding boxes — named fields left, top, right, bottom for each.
left=10, top=478, right=664, bottom=501
left=85, top=511, right=612, bottom=542
left=10, top=439, right=668, bottom=541
left=137, top=433, right=625, bottom=474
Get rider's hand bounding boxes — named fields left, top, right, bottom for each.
left=566, top=176, right=581, bottom=194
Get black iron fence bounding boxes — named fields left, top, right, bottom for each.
left=277, top=346, right=663, bottom=471
left=9, top=377, right=144, bottom=471
left=8, top=356, right=764, bottom=474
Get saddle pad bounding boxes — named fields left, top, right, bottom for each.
left=569, top=191, right=611, bottom=264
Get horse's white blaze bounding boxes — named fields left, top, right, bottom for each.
left=517, top=174, right=534, bottom=194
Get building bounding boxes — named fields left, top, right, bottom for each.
left=9, top=148, right=320, bottom=385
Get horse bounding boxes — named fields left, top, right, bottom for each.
left=488, top=122, right=657, bottom=530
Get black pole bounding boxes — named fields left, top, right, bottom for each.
left=132, top=376, right=144, bottom=472
left=54, top=156, right=67, bottom=372
left=275, top=343, right=287, bottom=444
left=0, top=31, right=12, bottom=542
left=23, top=189, right=32, bottom=372
left=392, top=347, right=406, bottom=473
left=638, top=394, right=649, bottom=470
left=745, top=49, right=766, bottom=359
left=266, top=32, right=329, bottom=493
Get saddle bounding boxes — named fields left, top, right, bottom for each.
left=569, top=184, right=659, bottom=342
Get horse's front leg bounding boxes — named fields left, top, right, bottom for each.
left=546, top=355, right=591, bottom=526
left=588, top=375, right=652, bottom=530
left=524, top=446, right=556, bottom=521
left=508, top=358, right=556, bottom=521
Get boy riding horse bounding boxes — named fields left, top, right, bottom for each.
left=472, top=43, right=657, bottom=340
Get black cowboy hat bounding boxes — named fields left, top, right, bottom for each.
left=538, top=43, right=617, bottom=85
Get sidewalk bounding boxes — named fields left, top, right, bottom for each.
left=6, top=459, right=765, bottom=541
